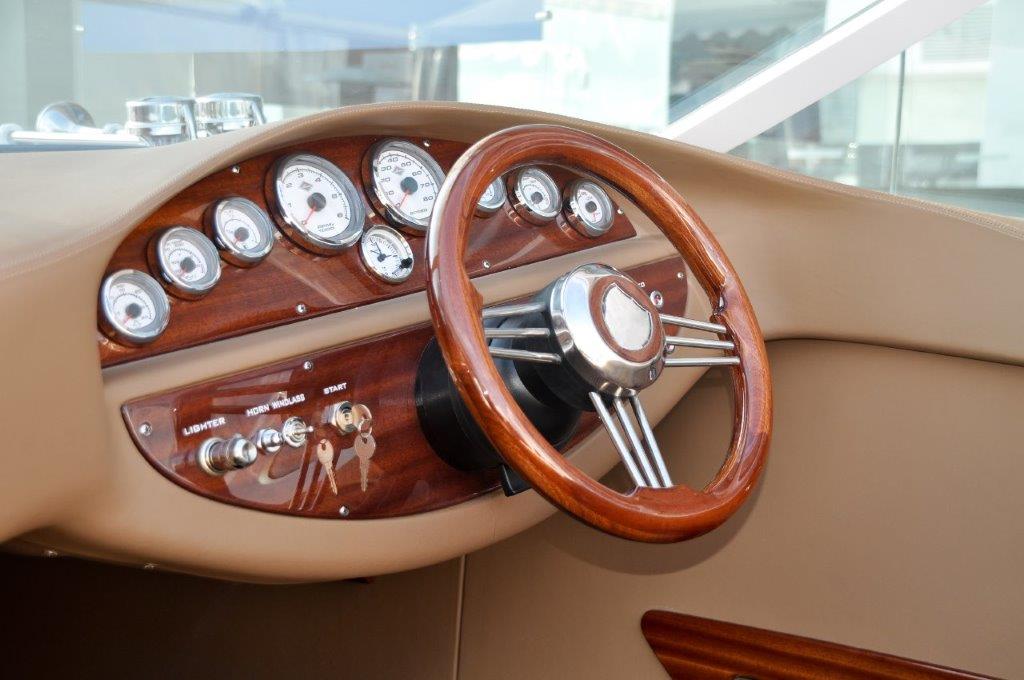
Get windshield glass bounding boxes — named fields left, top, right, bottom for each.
left=0, top=0, right=877, bottom=150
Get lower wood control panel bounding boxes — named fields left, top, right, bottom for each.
left=122, top=257, right=688, bottom=519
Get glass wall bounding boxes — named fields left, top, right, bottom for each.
left=0, top=0, right=879, bottom=142
left=732, top=0, right=1024, bottom=218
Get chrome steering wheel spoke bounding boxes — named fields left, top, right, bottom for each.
left=590, top=392, right=673, bottom=489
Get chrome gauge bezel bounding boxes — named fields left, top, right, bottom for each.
left=365, top=139, right=446, bottom=233
left=359, top=224, right=415, bottom=284
left=564, top=179, right=616, bottom=237
left=208, top=196, right=275, bottom=266
left=509, top=167, right=561, bottom=225
left=99, top=269, right=171, bottom=346
left=476, top=176, right=507, bottom=216
left=272, top=153, right=366, bottom=255
left=150, top=226, right=221, bottom=299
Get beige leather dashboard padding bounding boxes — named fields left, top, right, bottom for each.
left=458, top=340, right=1024, bottom=679
left=0, top=102, right=1021, bottom=580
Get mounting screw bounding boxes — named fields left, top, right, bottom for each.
left=482, top=260, right=491, bottom=269
left=422, top=140, right=431, bottom=148
left=616, top=207, right=624, bottom=215
left=676, top=271, right=685, bottom=280
left=302, top=360, right=314, bottom=371
left=649, top=290, right=664, bottom=309
left=339, top=506, right=350, bottom=517
left=143, top=563, right=157, bottom=571
left=295, top=303, right=308, bottom=315
left=231, top=165, right=240, bottom=174
left=43, top=549, right=59, bottom=558
left=638, top=281, right=646, bottom=289
left=138, top=422, right=153, bottom=437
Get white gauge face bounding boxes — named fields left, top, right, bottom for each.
left=275, top=154, right=365, bottom=253
left=359, top=225, right=415, bottom=283
left=369, top=140, right=445, bottom=231
left=211, top=197, right=274, bottom=265
left=567, top=180, right=615, bottom=237
left=513, top=168, right=560, bottom=223
left=154, top=227, right=221, bottom=297
left=100, top=269, right=170, bottom=345
left=477, top=176, right=507, bottom=215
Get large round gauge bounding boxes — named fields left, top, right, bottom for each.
left=476, top=176, right=507, bottom=216
left=208, top=197, right=275, bottom=266
left=509, top=167, right=560, bottom=224
left=150, top=226, right=221, bottom=299
left=273, top=153, right=366, bottom=254
left=99, top=269, right=171, bottom=345
left=564, top=179, right=615, bottom=237
left=359, top=225, right=415, bottom=284
left=367, top=139, right=445, bottom=232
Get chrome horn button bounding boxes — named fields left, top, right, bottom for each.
left=548, top=263, right=666, bottom=395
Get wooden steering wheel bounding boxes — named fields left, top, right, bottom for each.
left=426, top=125, right=772, bottom=543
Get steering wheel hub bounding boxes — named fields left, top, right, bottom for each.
left=548, top=264, right=665, bottom=395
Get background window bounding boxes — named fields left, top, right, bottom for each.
left=732, top=0, right=1024, bottom=218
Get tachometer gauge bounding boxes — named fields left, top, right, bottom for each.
left=476, top=176, right=507, bottom=216
left=359, top=225, right=415, bottom=284
left=509, top=167, right=560, bottom=224
left=150, top=226, right=221, bottom=299
left=208, top=197, right=275, bottom=266
left=273, top=153, right=366, bottom=254
left=564, top=179, right=615, bottom=237
left=99, top=269, right=171, bottom=345
left=367, top=139, right=445, bottom=232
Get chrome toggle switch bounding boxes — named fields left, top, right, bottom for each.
left=281, top=416, right=315, bottom=448
left=197, top=434, right=257, bottom=475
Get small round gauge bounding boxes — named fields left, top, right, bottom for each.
left=208, top=197, right=275, bottom=266
left=359, top=225, right=415, bottom=284
left=150, top=226, right=221, bottom=299
left=274, top=153, right=366, bottom=254
left=476, top=176, right=507, bottom=216
left=564, top=179, right=616, bottom=237
left=509, top=167, right=560, bottom=224
left=367, top=139, right=445, bottom=232
left=99, top=269, right=171, bottom=345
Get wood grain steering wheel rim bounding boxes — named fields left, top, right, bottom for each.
left=426, top=125, right=772, bottom=543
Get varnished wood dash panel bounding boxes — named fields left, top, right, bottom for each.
left=121, top=258, right=687, bottom=520
left=642, top=611, right=998, bottom=680
left=99, top=135, right=636, bottom=366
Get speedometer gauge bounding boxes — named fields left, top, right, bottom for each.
left=150, top=226, right=221, bottom=298
left=510, top=167, right=560, bottom=224
left=367, top=139, right=445, bottom=232
left=476, top=176, right=507, bottom=216
left=564, top=179, right=615, bottom=237
left=99, top=269, right=170, bottom=345
left=359, top=225, right=414, bottom=283
left=273, top=153, right=366, bottom=254
left=209, top=197, right=275, bottom=266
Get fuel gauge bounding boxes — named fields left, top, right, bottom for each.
left=209, top=197, right=275, bottom=266
left=150, top=226, right=221, bottom=298
left=564, top=179, right=615, bottom=237
left=509, top=167, right=560, bottom=224
left=99, top=269, right=170, bottom=345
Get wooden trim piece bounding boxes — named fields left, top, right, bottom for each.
left=641, top=611, right=999, bottom=680
left=121, top=257, right=686, bottom=520
left=99, top=135, right=636, bottom=367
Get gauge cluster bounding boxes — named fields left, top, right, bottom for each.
left=98, top=135, right=633, bottom=364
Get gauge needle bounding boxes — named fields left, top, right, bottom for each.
left=302, top=206, right=316, bottom=226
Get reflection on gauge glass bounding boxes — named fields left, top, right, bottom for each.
left=274, top=153, right=366, bottom=254
left=360, top=225, right=415, bottom=284
left=476, top=176, right=507, bottom=216
left=511, top=167, right=560, bottom=224
left=100, top=269, right=171, bottom=345
left=565, top=180, right=615, bottom=237
left=152, top=226, right=221, bottom=298
left=368, top=139, right=445, bottom=231
left=210, top=197, right=275, bottom=266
